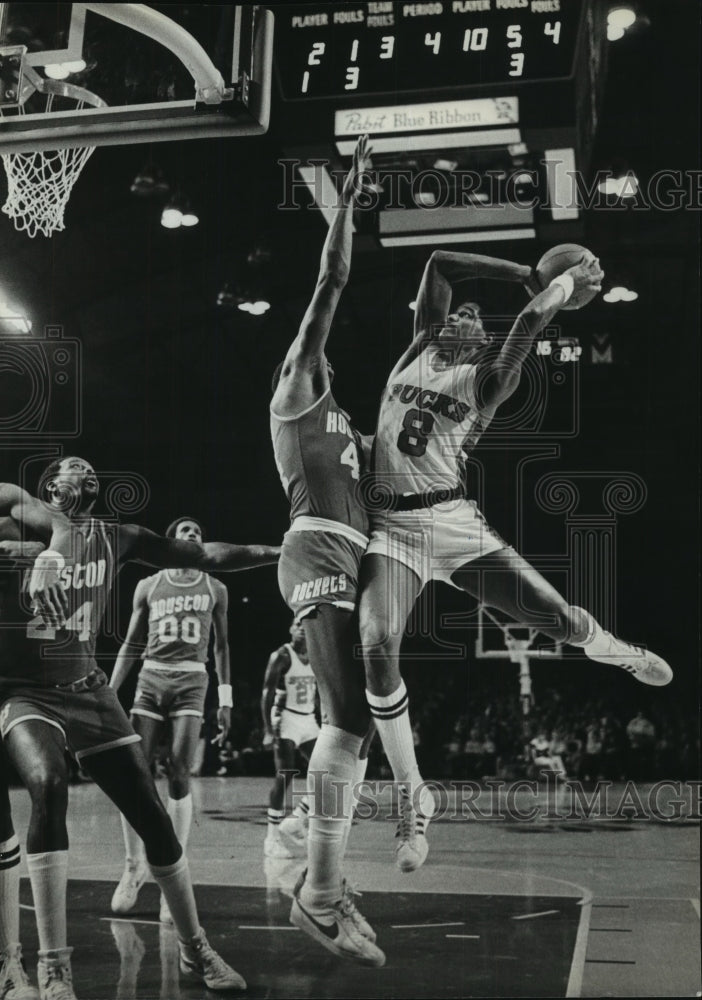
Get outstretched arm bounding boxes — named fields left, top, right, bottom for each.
left=271, top=135, right=372, bottom=418
left=117, top=525, right=281, bottom=571
left=109, top=580, right=150, bottom=692
left=477, top=256, right=604, bottom=410
left=27, top=526, right=279, bottom=622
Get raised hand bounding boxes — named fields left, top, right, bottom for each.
left=342, top=133, right=374, bottom=200
left=567, top=255, right=605, bottom=298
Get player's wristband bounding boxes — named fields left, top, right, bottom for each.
left=218, top=684, right=233, bottom=709
left=549, top=273, right=574, bottom=303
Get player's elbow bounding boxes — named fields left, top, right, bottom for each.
left=520, top=300, right=550, bottom=331
left=321, top=251, right=350, bottom=288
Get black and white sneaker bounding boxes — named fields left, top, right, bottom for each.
left=290, top=876, right=385, bottom=967
left=0, top=944, right=40, bottom=1000
left=178, top=929, right=246, bottom=991
left=585, top=633, right=672, bottom=686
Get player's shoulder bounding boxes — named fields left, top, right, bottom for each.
left=135, top=571, right=162, bottom=595
left=205, top=573, right=227, bottom=593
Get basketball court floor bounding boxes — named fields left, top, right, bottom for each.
left=9, top=777, right=700, bottom=999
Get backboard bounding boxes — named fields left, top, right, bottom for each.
left=0, top=3, right=274, bottom=152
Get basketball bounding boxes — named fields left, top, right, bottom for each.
left=535, top=243, right=598, bottom=310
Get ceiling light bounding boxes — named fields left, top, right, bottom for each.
left=608, top=6, right=636, bottom=30
left=248, top=300, right=271, bottom=315
left=409, top=300, right=417, bottom=311
left=607, top=23, right=626, bottom=40
left=161, top=207, right=182, bottom=229
left=603, top=285, right=637, bottom=303
left=180, top=211, right=199, bottom=227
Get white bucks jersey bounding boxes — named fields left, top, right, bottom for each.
left=374, top=346, right=493, bottom=494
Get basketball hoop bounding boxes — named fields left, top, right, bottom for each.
left=1, top=76, right=106, bottom=238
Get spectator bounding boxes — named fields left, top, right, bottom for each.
left=626, top=710, right=656, bottom=780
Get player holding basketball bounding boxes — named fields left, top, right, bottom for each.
left=0, top=457, right=279, bottom=998
left=359, top=249, right=673, bottom=871
left=271, top=135, right=384, bottom=967
left=108, top=516, right=233, bottom=924
left=261, top=622, right=318, bottom=858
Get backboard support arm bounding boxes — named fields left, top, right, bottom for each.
left=81, top=3, right=232, bottom=104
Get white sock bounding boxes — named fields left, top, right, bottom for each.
left=292, top=796, right=310, bottom=821
left=121, top=814, right=146, bottom=867
left=167, top=795, right=193, bottom=853
left=26, top=851, right=68, bottom=953
left=303, top=725, right=362, bottom=908
left=0, top=835, right=20, bottom=951
left=267, top=808, right=284, bottom=832
left=366, top=682, right=421, bottom=785
left=149, top=855, right=199, bottom=942
left=566, top=607, right=601, bottom=648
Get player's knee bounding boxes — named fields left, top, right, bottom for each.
left=359, top=612, right=399, bottom=662
left=168, top=762, right=191, bottom=797
left=26, top=766, right=67, bottom=807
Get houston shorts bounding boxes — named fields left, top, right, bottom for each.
left=366, top=498, right=507, bottom=589
left=279, top=528, right=366, bottom=621
left=131, top=664, right=209, bottom=723
left=278, top=707, right=320, bottom=748
left=0, top=669, right=140, bottom=763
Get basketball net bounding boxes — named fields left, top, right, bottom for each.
left=1, top=77, right=106, bottom=239
left=2, top=146, right=96, bottom=238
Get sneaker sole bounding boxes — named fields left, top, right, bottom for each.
left=290, top=899, right=385, bottom=968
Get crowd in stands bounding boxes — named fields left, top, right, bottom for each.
left=207, top=675, right=698, bottom=784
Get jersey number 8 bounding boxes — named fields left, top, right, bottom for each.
left=397, top=409, right=435, bottom=457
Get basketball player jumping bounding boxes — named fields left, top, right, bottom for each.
left=359, top=249, right=673, bottom=871
left=270, top=135, right=384, bottom=967
left=0, top=457, right=280, bottom=998
left=261, top=622, right=318, bottom=858
left=108, top=516, right=233, bottom=924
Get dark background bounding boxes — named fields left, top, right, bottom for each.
left=0, top=1, right=698, bottom=743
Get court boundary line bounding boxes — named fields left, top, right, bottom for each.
left=566, top=898, right=592, bottom=998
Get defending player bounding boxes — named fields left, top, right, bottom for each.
left=108, top=516, right=233, bottom=923
left=359, top=249, right=673, bottom=871
left=271, top=135, right=384, bottom=967
left=261, top=622, right=318, bottom=858
left=0, top=457, right=279, bottom=998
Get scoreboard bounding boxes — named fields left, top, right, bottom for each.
left=270, top=1, right=608, bottom=247
left=275, top=2, right=584, bottom=101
